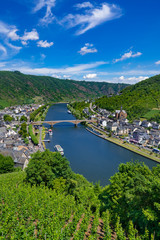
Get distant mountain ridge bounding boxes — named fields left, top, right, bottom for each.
left=95, top=74, right=160, bottom=120
left=0, top=71, right=128, bottom=108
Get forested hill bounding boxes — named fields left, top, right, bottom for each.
left=95, top=74, right=160, bottom=120
left=0, top=71, right=128, bottom=108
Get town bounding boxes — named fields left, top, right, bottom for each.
left=0, top=101, right=160, bottom=172
left=0, top=104, right=47, bottom=170
left=83, top=103, right=160, bottom=156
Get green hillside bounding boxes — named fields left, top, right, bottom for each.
left=95, top=74, right=160, bottom=120
left=0, top=71, right=128, bottom=108
left=1, top=150, right=160, bottom=239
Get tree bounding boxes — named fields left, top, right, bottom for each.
left=0, top=154, right=14, bottom=174
left=100, top=162, right=160, bottom=238
left=3, top=114, right=13, bottom=122
left=20, top=115, right=27, bottom=122
left=18, top=122, right=28, bottom=138
left=25, top=150, right=73, bottom=188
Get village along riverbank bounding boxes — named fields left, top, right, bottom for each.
left=44, top=104, right=158, bottom=186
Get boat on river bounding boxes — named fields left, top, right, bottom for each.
left=48, top=129, right=53, bottom=136
left=54, top=145, right=64, bottom=156
left=67, top=110, right=71, bottom=114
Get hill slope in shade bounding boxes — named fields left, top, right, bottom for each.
left=95, top=74, right=160, bottom=120
left=0, top=71, right=128, bottom=108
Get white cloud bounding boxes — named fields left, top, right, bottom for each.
left=7, top=29, right=19, bottom=40
left=6, top=42, right=22, bottom=51
left=155, top=60, right=160, bottom=65
left=83, top=73, right=97, bottom=79
left=75, top=2, right=93, bottom=9
left=0, top=21, right=19, bottom=41
left=0, top=62, right=6, bottom=67
left=0, top=21, right=13, bottom=35
left=0, top=21, right=40, bottom=48
left=41, top=7, right=55, bottom=25
left=52, top=74, right=62, bottom=78
left=40, top=53, right=46, bottom=60
left=0, top=22, right=23, bottom=58
left=21, top=41, right=28, bottom=46
left=114, top=50, right=142, bottom=63
left=115, top=75, right=149, bottom=84
left=9, top=61, right=106, bottom=76
left=61, top=3, right=122, bottom=35
left=18, top=29, right=39, bottom=46
left=33, top=0, right=56, bottom=25
left=21, top=29, right=39, bottom=41
left=78, top=43, right=97, bottom=55
left=37, top=40, right=54, bottom=48
left=63, top=75, right=71, bottom=79
left=0, top=44, right=7, bottom=58
left=0, top=21, right=39, bottom=43
left=119, top=76, right=125, bottom=80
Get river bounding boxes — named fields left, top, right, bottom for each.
left=44, top=104, right=158, bottom=186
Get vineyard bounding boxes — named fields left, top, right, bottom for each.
left=0, top=155, right=160, bottom=239
left=0, top=172, right=114, bottom=240
left=0, top=172, right=136, bottom=240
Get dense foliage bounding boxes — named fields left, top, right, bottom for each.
left=20, top=115, right=27, bottom=122
left=100, top=162, right=160, bottom=239
left=0, top=154, right=14, bottom=174
left=30, top=105, right=47, bottom=122
left=68, top=101, right=89, bottom=119
left=18, top=122, right=28, bottom=138
left=70, top=101, right=89, bottom=112
left=148, top=113, right=160, bottom=123
left=95, top=75, right=160, bottom=120
left=28, top=124, right=39, bottom=145
left=1, top=149, right=160, bottom=239
left=0, top=71, right=128, bottom=108
left=26, top=150, right=73, bottom=187
left=3, top=114, right=13, bottom=122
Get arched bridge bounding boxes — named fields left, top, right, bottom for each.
left=31, top=119, right=97, bottom=127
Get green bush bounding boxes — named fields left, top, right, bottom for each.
left=20, top=115, right=27, bottom=122
left=18, top=122, right=28, bottom=138
left=0, top=154, right=14, bottom=174
left=4, top=114, right=13, bottom=122
left=28, top=124, right=39, bottom=145
left=30, top=105, right=47, bottom=121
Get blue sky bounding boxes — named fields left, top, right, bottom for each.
left=0, top=0, right=160, bottom=83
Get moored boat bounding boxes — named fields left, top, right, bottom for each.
left=54, top=145, right=64, bottom=156
left=48, top=129, right=53, bottom=135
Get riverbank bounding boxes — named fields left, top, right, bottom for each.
left=87, top=125, right=160, bottom=164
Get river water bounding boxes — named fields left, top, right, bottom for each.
left=44, top=104, right=158, bottom=186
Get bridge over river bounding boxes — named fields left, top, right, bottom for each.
left=31, top=119, right=97, bottom=127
